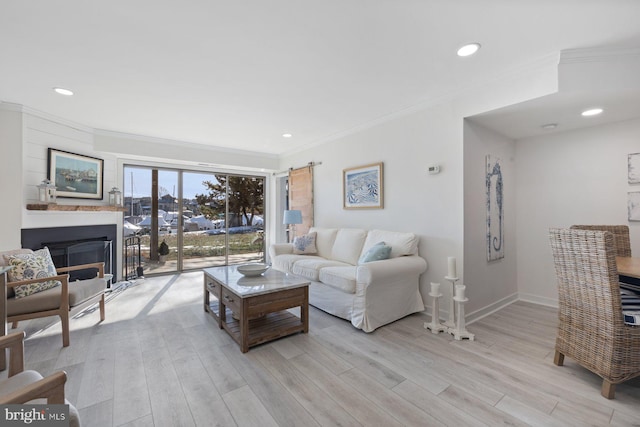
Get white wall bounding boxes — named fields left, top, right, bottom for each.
left=516, top=117, right=640, bottom=305
left=21, top=113, right=123, bottom=230
left=463, top=121, right=518, bottom=317
left=0, top=107, right=23, bottom=250
left=3, top=52, right=559, bottom=314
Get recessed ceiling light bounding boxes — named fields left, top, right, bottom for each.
left=282, top=133, right=293, bottom=138
left=53, top=87, right=74, bottom=96
left=581, top=108, right=603, bottom=117
left=541, top=123, right=558, bottom=130
left=457, top=43, right=481, bottom=57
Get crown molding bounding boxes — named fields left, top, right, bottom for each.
left=94, top=128, right=279, bottom=160
left=0, top=101, right=95, bottom=134
left=0, top=101, right=24, bottom=113
left=560, top=46, right=640, bottom=64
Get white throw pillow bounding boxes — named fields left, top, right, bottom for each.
left=293, top=232, right=318, bottom=255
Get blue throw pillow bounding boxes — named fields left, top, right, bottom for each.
left=293, top=232, right=318, bottom=254
left=359, top=242, right=391, bottom=264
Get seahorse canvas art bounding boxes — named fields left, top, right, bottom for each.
left=486, top=155, right=504, bottom=261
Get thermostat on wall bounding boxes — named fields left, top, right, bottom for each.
left=428, top=165, right=440, bottom=174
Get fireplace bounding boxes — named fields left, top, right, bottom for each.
left=21, top=225, right=118, bottom=282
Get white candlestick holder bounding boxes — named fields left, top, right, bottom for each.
left=449, top=286, right=475, bottom=341
left=443, top=276, right=458, bottom=329
left=424, top=283, right=447, bottom=334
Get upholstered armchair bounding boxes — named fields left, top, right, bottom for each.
left=0, top=248, right=107, bottom=348
left=549, top=228, right=640, bottom=398
left=0, top=331, right=80, bottom=426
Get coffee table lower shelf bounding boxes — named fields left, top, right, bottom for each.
left=205, top=300, right=306, bottom=351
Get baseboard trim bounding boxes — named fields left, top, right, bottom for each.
left=420, top=292, right=557, bottom=326
left=517, top=293, right=558, bottom=308
left=466, top=293, right=520, bottom=324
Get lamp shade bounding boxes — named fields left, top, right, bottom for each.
left=283, top=210, right=302, bottom=225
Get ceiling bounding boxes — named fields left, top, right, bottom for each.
left=1, top=1, right=640, bottom=155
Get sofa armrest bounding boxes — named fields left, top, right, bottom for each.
left=356, top=255, right=427, bottom=286
left=269, top=243, right=294, bottom=259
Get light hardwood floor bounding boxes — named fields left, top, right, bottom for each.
left=6, top=271, right=640, bottom=426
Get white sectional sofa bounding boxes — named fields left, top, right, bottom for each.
left=269, top=227, right=427, bottom=332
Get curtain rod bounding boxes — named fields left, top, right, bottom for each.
left=272, top=161, right=322, bottom=176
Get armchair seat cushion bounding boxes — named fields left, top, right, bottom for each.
left=7, top=277, right=107, bottom=316
left=68, top=277, right=107, bottom=307
left=7, top=287, right=62, bottom=316
left=0, top=370, right=43, bottom=394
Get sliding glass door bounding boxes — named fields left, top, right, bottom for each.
left=123, top=165, right=265, bottom=277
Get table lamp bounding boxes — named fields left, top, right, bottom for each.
left=283, top=210, right=302, bottom=243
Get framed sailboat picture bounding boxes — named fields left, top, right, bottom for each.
left=48, top=148, right=104, bottom=200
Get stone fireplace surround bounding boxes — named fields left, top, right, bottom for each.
left=21, top=225, right=118, bottom=282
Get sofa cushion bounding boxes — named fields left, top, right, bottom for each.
left=361, top=230, right=419, bottom=259
left=309, top=227, right=338, bottom=258
left=293, top=232, right=317, bottom=254
left=272, top=254, right=324, bottom=272
left=292, top=258, right=351, bottom=281
left=5, top=248, right=61, bottom=299
left=358, top=242, right=392, bottom=264
left=330, top=228, right=367, bottom=265
left=318, top=266, right=357, bottom=294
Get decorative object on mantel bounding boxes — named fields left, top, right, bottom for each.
left=424, top=282, right=447, bottom=334
left=108, top=187, right=122, bottom=206
left=37, top=179, right=57, bottom=204
left=26, top=204, right=126, bottom=212
left=48, top=148, right=104, bottom=200
left=343, top=162, right=384, bottom=209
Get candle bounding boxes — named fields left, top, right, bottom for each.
left=447, top=257, right=457, bottom=278
left=430, top=282, right=440, bottom=295
left=455, top=284, right=466, bottom=300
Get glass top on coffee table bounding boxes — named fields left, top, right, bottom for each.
left=203, top=265, right=309, bottom=297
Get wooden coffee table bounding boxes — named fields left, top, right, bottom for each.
left=203, top=266, right=309, bottom=353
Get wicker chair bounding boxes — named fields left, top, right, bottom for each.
left=570, top=225, right=631, bottom=257
left=549, top=228, right=640, bottom=398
